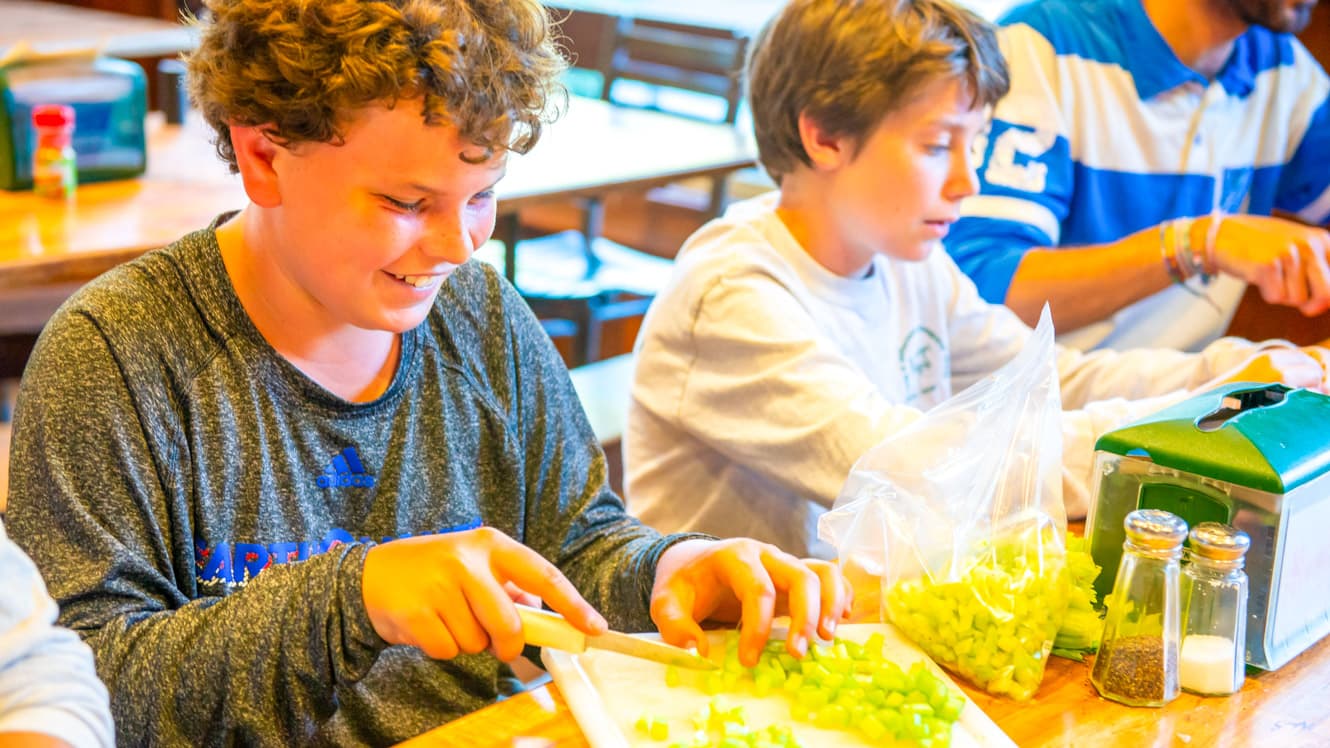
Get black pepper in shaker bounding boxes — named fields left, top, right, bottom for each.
left=1091, top=509, right=1186, bottom=707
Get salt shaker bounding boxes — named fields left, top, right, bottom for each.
left=1179, top=522, right=1250, bottom=696
left=1091, top=509, right=1187, bottom=707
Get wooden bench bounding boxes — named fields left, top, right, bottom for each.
left=568, top=353, right=634, bottom=496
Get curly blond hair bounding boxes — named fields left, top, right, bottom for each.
left=747, top=0, right=1009, bottom=185
left=185, top=0, right=566, bottom=171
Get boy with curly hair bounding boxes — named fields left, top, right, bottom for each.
left=625, top=0, right=1330, bottom=558
left=4, top=1, right=848, bottom=744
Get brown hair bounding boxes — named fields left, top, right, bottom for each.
left=747, top=0, right=1009, bottom=184
left=185, top=0, right=566, bottom=171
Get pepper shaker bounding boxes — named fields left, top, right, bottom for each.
left=1091, top=509, right=1187, bottom=707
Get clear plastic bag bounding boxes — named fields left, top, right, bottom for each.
left=819, top=308, right=1070, bottom=700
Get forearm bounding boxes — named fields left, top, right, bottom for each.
left=0, top=637, right=112, bottom=748
left=0, top=536, right=112, bottom=748
left=88, top=546, right=382, bottom=745
left=0, top=734, right=72, bottom=748
left=1005, top=225, right=1172, bottom=330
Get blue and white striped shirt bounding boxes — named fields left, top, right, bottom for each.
left=946, top=0, right=1330, bottom=350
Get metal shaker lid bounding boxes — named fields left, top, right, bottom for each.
left=1124, top=509, right=1188, bottom=549
left=1188, top=522, right=1251, bottom=561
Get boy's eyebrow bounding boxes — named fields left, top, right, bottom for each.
left=932, top=113, right=980, bottom=127
left=399, top=169, right=507, bottom=196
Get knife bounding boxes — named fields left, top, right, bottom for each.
left=517, top=604, right=719, bottom=671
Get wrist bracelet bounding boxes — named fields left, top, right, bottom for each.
left=1203, top=211, right=1224, bottom=277
left=1174, top=216, right=1209, bottom=283
left=1160, top=220, right=1188, bottom=284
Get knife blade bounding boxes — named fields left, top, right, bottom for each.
left=517, top=604, right=718, bottom=671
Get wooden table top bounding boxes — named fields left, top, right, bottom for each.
left=547, top=0, right=1017, bottom=34
left=548, top=0, right=783, bottom=35
left=0, top=0, right=197, bottom=60
left=403, top=625, right=1330, bottom=748
left=0, top=96, right=754, bottom=294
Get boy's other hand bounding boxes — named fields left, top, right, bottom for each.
left=650, top=539, right=852, bottom=668
left=361, top=527, right=607, bottom=663
left=1207, top=214, right=1330, bottom=316
left=1215, top=345, right=1330, bottom=394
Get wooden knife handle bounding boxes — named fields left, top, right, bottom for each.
left=517, top=604, right=589, bottom=653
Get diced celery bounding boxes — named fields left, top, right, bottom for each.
left=655, top=630, right=968, bottom=747
left=860, top=714, right=887, bottom=741
left=796, top=688, right=828, bottom=710
left=937, top=693, right=966, bottom=721
left=815, top=705, right=849, bottom=729
left=802, top=663, right=829, bottom=683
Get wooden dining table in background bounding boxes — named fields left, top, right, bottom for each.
left=0, top=96, right=753, bottom=292
left=0, top=95, right=754, bottom=372
left=0, top=0, right=197, bottom=60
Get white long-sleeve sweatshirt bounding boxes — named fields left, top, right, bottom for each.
left=0, top=519, right=113, bottom=747
left=626, top=193, right=1265, bottom=557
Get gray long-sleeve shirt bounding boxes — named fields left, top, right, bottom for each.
left=6, top=224, right=694, bottom=746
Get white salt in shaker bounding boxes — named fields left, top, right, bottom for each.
left=1180, top=522, right=1250, bottom=696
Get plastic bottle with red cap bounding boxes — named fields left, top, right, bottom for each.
left=32, top=104, right=78, bottom=199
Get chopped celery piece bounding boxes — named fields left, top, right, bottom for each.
left=636, top=714, right=670, bottom=742
left=657, top=628, right=967, bottom=747
left=1053, top=535, right=1104, bottom=661
left=885, top=524, right=1070, bottom=700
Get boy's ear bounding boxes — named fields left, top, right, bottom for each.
left=229, top=124, right=283, bottom=208
left=797, top=111, right=850, bottom=171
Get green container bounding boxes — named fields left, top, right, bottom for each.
left=1087, top=383, right=1330, bottom=670
left=1, top=55, right=147, bottom=191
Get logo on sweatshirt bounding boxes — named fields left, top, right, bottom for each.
left=194, top=519, right=484, bottom=588
left=900, top=326, right=946, bottom=404
left=316, top=446, right=376, bottom=489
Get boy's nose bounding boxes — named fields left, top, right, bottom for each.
left=419, top=217, right=476, bottom=265
left=946, top=151, right=981, bottom=201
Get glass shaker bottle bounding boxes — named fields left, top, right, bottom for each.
left=1091, top=509, right=1187, bottom=707
left=32, top=104, right=78, bottom=200
left=1179, top=522, right=1250, bottom=696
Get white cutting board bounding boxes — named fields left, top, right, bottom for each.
left=542, top=622, right=1016, bottom=748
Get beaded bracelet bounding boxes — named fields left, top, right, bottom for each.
left=1173, top=216, right=1211, bottom=283
left=1159, top=220, right=1189, bottom=284
left=1202, top=211, right=1225, bottom=276
left=1159, top=216, right=1224, bottom=313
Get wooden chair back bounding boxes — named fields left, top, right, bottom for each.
left=599, top=17, right=748, bottom=124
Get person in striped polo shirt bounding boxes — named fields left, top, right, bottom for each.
left=948, top=0, right=1330, bottom=351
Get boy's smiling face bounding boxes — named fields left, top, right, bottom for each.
left=237, top=99, right=506, bottom=336
left=811, top=76, right=987, bottom=272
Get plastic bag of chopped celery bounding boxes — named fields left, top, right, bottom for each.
left=883, top=518, right=1070, bottom=700
left=820, top=308, right=1071, bottom=700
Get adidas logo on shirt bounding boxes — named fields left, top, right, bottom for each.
left=316, top=446, right=377, bottom=489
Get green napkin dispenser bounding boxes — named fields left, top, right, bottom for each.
left=1086, top=383, right=1330, bottom=670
